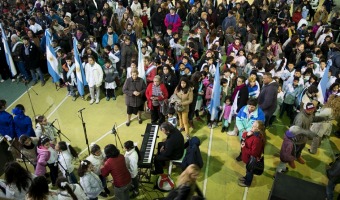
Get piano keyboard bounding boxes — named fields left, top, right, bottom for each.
left=139, top=123, right=159, bottom=168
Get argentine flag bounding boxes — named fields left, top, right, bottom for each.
left=317, top=59, right=332, bottom=104
left=137, top=39, right=145, bottom=81
left=209, top=62, right=221, bottom=120
left=45, top=30, right=60, bottom=83
left=0, top=24, right=17, bottom=76
left=72, top=37, right=87, bottom=96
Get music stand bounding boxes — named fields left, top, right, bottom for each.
left=111, top=123, right=123, bottom=149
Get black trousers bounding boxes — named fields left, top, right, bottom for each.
left=151, top=106, right=164, bottom=124
left=47, top=163, right=59, bottom=185
left=106, top=88, right=115, bottom=98
left=280, top=102, right=295, bottom=124
left=295, top=143, right=306, bottom=158
left=154, top=142, right=170, bottom=174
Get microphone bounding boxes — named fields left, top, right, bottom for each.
left=78, top=108, right=86, bottom=112
left=112, top=124, right=117, bottom=135
left=50, top=119, right=57, bottom=126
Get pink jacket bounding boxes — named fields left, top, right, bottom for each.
left=35, top=146, right=50, bottom=176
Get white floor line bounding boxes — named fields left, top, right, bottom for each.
left=78, top=116, right=138, bottom=156
left=47, top=96, right=68, bottom=119
left=5, top=87, right=31, bottom=111
left=203, top=128, right=213, bottom=196
left=243, top=186, right=249, bottom=200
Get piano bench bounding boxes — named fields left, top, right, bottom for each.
left=168, top=150, right=186, bottom=176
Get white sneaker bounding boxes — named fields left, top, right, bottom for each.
left=227, top=131, right=237, bottom=136
left=0, top=79, right=4, bottom=83
left=89, top=99, right=94, bottom=105
left=95, top=99, right=99, bottom=104
left=11, top=79, right=15, bottom=82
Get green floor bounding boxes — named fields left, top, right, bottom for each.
left=1, top=77, right=340, bottom=200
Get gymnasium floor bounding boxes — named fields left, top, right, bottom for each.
left=1, top=76, right=340, bottom=200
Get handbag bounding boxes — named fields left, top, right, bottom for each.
left=246, top=155, right=264, bottom=175
left=169, top=93, right=184, bottom=112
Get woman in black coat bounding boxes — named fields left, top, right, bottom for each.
left=160, top=64, right=178, bottom=97
left=151, top=6, right=166, bottom=33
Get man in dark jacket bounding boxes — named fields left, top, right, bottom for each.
left=21, top=36, right=45, bottom=86
left=258, top=72, right=278, bottom=127
left=120, top=37, right=137, bottom=70
left=222, top=10, right=237, bottom=31
left=152, top=122, right=185, bottom=175
left=329, top=46, right=340, bottom=77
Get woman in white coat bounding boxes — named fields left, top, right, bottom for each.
left=85, top=55, right=104, bottom=104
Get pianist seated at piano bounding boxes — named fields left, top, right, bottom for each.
left=152, top=122, right=185, bottom=175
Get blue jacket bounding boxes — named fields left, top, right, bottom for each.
left=102, top=33, right=119, bottom=48
left=12, top=108, right=35, bottom=138
left=175, top=61, right=193, bottom=72
left=181, top=136, right=203, bottom=170
left=0, top=111, right=15, bottom=138
left=236, top=105, right=265, bottom=139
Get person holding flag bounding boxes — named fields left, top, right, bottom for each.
left=45, top=29, right=60, bottom=86
left=62, top=55, right=78, bottom=101
left=72, top=37, right=87, bottom=100
left=207, top=62, right=221, bottom=129
left=0, top=23, right=17, bottom=82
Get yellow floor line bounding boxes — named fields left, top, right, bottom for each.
left=5, top=87, right=31, bottom=111
left=203, top=127, right=213, bottom=195
left=46, top=96, right=68, bottom=119
left=78, top=116, right=138, bottom=156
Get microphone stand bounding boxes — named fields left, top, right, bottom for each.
left=50, top=123, right=71, bottom=142
left=22, top=81, right=38, bottom=117
left=112, top=123, right=123, bottom=149
left=5, top=138, right=35, bottom=171
left=78, top=109, right=90, bottom=155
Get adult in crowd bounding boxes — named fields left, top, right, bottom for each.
left=120, top=37, right=137, bottom=73
left=12, top=104, right=35, bottom=138
left=85, top=55, right=104, bottom=105
left=101, top=144, right=131, bottom=200
left=292, top=102, right=328, bottom=164
left=22, top=36, right=45, bottom=86
left=18, top=135, right=38, bottom=168
left=145, top=75, right=169, bottom=124
left=173, top=77, right=194, bottom=137
left=0, top=161, right=34, bottom=200
left=152, top=122, right=185, bottom=175
left=164, top=7, right=182, bottom=33
left=326, top=155, right=340, bottom=200
left=160, top=64, right=178, bottom=97
left=258, top=72, right=279, bottom=127
left=123, top=69, right=147, bottom=126
left=238, top=120, right=265, bottom=187
left=11, top=34, right=30, bottom=82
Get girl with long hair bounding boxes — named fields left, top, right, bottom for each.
left=55, top=141, right=78, bottom=184
left=56, top=176, right=87, bottom=200
left=0, top=161, right=34, bottom=200
left=78, top=160, right=105, bottom=199
left=26, top=176, right=57, bottom=200
left=35, top=115, right=57, bottom=144
left=174, top=77, right=194, bottom=137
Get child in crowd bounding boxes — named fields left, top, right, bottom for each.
left=126, top=61, right=137, bottom=79
left=19, top=134, right=38, bottom=168
left=219, top=96, right=232, bottom=133
left=35, top=115, right=57, bottom=144
left=62, top=55, right=78, bottom=101
left=167, top=107, right=178, bottom=127
left=78, top=160, right=105, bottom=199
left=55, top=141, right=78, bottom=184
left=12, top=104, right=36, bottom=138
left=276, top=129, right=299, bottom=173
left=247, top=76, right=259, bottom=99
left=273, top=85, right=284, bottom=122
left=86, top=144, right=110, bottom=195
left=35, top=136, right=58, bottom=186
left=103, top=59, right=119, bottom=101
left=56, top=176, right=87, bottom=200
left=124, top=141, right=140, bottom=198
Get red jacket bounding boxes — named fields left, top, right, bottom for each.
left=241, top=132, right=264, bottom=164
left=145, top=83, right=169, bottom=110
left=101, top=155, right=131, bottom=187
left=292, top=11, right=302, bottom=24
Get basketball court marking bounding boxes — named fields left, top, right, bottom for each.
left=78, top=116, right=138, bottom=156
left=243, top=186, right=249, bottom=200
left=203, top=128, right=213, bottom=195
left=5, top=88, right=30, bottom=111
left=46, top=96, right=68, bottom=119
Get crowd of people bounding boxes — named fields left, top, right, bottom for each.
left=0, top=0, right=340, bottom=199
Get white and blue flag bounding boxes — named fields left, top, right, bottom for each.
left=317, top=59, right=332, bottom=103
left=71, top=37, right=87, bottom=96
left=0, top=24, right=17, bottom=76
left=137, top=39, right=145, bottom=81
left=209, top=62, right=221, bottom=120
left=45, top=30, right=60, bottom=83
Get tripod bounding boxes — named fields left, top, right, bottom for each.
left=78, top=108, right=90, bottom=155
left=23, top=81, right=38, bottom=117
left=112, top=123, right=123, bottom=149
